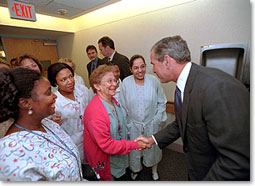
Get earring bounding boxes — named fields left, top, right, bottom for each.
left=28, top=109, right=33, bottom=115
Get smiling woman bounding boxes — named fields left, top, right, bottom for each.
left=16, top=54, right=43, bottom=74
left=0, top=67, right=83, bottom=181
left=83, top=64, right=149, bottom=181
left=119, top=54, right=167, bottom=180
left=47, top=62, right=92, bottom=164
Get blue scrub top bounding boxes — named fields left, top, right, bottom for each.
left=101, top=99, right=129, bottom=179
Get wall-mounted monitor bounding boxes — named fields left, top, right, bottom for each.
left=200, top=42, right=250, bottom=90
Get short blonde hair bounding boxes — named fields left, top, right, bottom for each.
left=58, top=58, right=75, bottom=69
left=0, top=58, right=10, bottom=67
left=90, top=64, right=114, bottom=93
left=58, top=58, right=72, bottom=63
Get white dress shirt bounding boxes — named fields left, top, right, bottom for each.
left=176, top=62, right=192, bottom=102
left=152, top=62, right=192, bottom=144
left=108, top=51, right=116, bottom=62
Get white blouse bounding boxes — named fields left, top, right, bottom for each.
left=55, top=84, right=92, bottom=162
left=74, top=73, right=85, bottom=86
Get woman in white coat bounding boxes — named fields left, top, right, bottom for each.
left=119, top=54, right=167, bottom=180
left=48, top=63, right=92, bottom=163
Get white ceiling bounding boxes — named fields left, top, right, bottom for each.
left=0, top=0, right=120, bottom=19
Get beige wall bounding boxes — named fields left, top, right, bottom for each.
left=58, top=0, right=251, bottom=100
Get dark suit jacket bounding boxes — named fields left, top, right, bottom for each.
left=154, top=63, right=250, bottom=180
left=102, top=52, right=131, bottom=81
left=87, top=58, right=104, bottom=78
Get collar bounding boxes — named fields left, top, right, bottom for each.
left=55, top=91, right=71, bottom=107
left=55, top=85, right=83, bottom=107
left=117, top=78, right=121, bottom=84
left=93, top=58, right=99, bottom=63
left=176, top=62, right=192, bottom=93
left=108, top=51, right=116, bottom=61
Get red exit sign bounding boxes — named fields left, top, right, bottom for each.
left=8, top=0, right=36, bottom=21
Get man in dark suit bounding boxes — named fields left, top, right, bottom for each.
left=137, top=36, right=250, bottom=180
left=98, top=36, right=131, bottom=81
left=86, top=45, right=104, bottom=78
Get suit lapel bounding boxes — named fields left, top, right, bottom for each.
left=112, top=52, right=117, bottom=62
left=182, top=63, right=199, bottom=136
left=88, top=62, right=92, bottom=74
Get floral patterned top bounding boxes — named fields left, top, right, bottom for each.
left=0, top=118, right=82, bottom=181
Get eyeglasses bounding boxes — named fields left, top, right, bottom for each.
left=102, top=78, right=118, bottom=85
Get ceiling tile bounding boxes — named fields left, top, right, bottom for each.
left=0, top=0, right=120, bottom=19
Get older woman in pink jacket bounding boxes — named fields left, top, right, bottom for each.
left=83, top=65, right=147, bottom=181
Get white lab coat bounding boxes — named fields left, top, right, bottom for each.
left=120, top=74, right=167, bottom=172
left=74, top=73, right=85, bottom=86
left=113, top=78, right=121, bottom=103
left=55, top=84, right=92, bottom=163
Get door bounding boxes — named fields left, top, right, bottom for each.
left=2, top=37, right=59, bottom=76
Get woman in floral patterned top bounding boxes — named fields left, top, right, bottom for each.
left=0, top=67, right=82, bottom=181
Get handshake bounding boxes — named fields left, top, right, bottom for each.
left=134, top=136, right=155, bottom=151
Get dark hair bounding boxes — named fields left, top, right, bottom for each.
left=10, top=58, right=17, bottom=63
left=17, top=54, right=43, bottom=73
left=86, top=45, right=97, bottom=53
left=129, top=54, right=146, bottom=68
left=47, top=63, right=74, bottom=87
left=0, top=67, right=42, bottom=122
left=98, top=36, right=115, bottom=50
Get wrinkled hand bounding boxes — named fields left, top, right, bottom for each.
left=50, top=114, right=62, bottom=125
left=135, top=136, right=154, bottom=151
left=136, top=140, right=148, bottom=151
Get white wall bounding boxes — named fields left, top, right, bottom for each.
left=58, top=0, right=251, bottom=100
left=0, top=6, right=75, bottom=33
left=58, top=34, right=74, bottom=59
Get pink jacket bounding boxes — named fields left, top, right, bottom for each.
left=83, top=95, right=138, bottom=181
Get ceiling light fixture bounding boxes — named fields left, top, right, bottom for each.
left=43, top=42, right=57, bottom=46
left=57, top=9, right=68, bottom=16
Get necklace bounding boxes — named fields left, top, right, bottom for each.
left=99, top=97, right=122, bottom=134
left=14, top=123, right=83, bottom=180
left=111, top=101, right=121, bottom=134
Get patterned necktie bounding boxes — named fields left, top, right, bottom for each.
left=174, top=86, right=182, bottom=122
left=91, top=61, right=96, bottom=72
left=93, top=62, right=96, bottom=70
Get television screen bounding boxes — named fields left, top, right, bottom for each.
left=200, top=43, right=250, bottom=90
left=201, top=48, right=244, bottom=78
